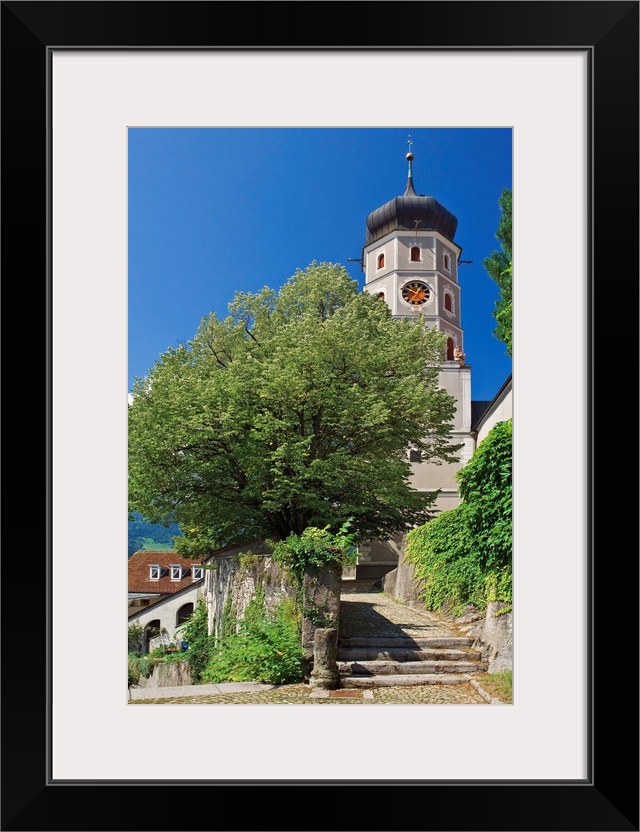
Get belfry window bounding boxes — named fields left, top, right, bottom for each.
left=446, top=338, right=455, bottom=361
left=444, top=294, right=452, bottom=312
left=410, top=246, right=420, bottom=262
left=377, top=253, right=385, bottom=269
left=443, top=252, right=451, bottom=271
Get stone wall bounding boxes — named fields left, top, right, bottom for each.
left=381, top=557, right=512, bottom=674
left=380, top=557, right=425, bottom=608
left=134, top=659, right=191, bottom=689
left=205, top=546, right=342, bottom=670
left=205, top=544, right=296, bottom=640
left=451, top=601, right=513, bottom=673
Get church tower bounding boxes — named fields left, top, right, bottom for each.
left=354, top=141, right=476, bottom=579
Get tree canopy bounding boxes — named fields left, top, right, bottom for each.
left=128, top=262, right=462, bottom=556
left=482, top=188, right=512, bottom=357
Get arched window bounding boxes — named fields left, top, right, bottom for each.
left=443, top=252, right=451, bottom=271
left=377, top=253, right=385, bottom=269
left=446, top=338, right=455, bottom=361
left=376, top=291, right=385, bottom=301
left=410, top=246, right=420, bottom=262
left=444, top=294, right=452, bottom=312
left=176, top=603, right=194, bottom=627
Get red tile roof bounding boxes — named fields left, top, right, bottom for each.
left=128, top=550, right=205, bottom=594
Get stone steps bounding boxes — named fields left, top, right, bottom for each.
left=339, top=636, right=475, bottom=648
left=338, top=648, right=482, bottom=662
left=338, top=635, right=487, bottom=688
left=341, top=673, right=473, bottom=688
left=338, top=659, right=488, bottom=676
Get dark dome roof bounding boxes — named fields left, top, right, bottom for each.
left=365, top=164, right=458, bottom=245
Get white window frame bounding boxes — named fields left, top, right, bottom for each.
left=192, top=566, right=204, bottom=581
left=443, top=250, right=452, bottom=273
left=149, top=565, right=161, bottom=581
left=170, top=564, right=183, bottom=581
left=376, top=251, right=386, bottom=270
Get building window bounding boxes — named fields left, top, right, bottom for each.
left=376, top=291, right=385, bottom=301
left=141, top=599, right=150, bottom=607
left=377, top=253, right=385, bottom=269
left=443, top=251, right=451, bottom=272
left=446, top=338, right=455, bottom=361
left=409, top=449, right=422, bottom=463
left=192, top=566, right=204, bottom=581
left=149, top=565, right=161, bottom=581
left=444, top=293, right=452, bottom=312
left=171, top=564, right=184, bottom=581
left=410, top=246, right=421, bottom=262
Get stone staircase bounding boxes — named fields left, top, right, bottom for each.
left=338, top=635, right=488, bottom=688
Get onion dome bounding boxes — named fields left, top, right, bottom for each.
left=365, top=146, right=458, bottom=245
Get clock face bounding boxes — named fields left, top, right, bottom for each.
left=402, top=280, right=430, bottom=306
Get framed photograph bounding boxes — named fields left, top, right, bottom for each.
left=3, top=2, right=637, bottom=830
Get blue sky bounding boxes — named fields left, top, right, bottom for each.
left=128, top=127, right=512, bottom=402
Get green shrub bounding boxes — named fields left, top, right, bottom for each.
left=128, top=654, right=153, bottom=680
left=180, top=597, right=212, bottom=683
left=405, top=419, right=512, bottom=616
left=127, top=622, right=145, bottom=656
left=128, top=662, right=140, bottom=688
left=270, top=520, right=357, bottom=589
left=202, top=590, right=303, bottom=686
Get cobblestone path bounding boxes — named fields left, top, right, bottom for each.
left=129, top=682, right=488, bottom=704
left=339, top=582, right=468, bottom=640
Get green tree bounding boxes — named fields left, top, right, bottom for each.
left=483, top=188, right=512, bottom=356
left=405, top=418, right=512, bottom=614
left=128, top=261, right=462, bottom=555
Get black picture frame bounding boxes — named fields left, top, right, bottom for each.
left=2, top=2, right=638, bottom=830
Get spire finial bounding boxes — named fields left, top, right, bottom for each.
left=404, top=134, right=417, bottom=196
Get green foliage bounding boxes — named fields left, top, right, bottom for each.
left=456, top=419, right=512, bottom=572
left=177, top=597, right=211, bottom=683
left=127, top=622, right=145, bottom=656
left=202, top=588, right=304, bottom=685
left=128, top=261, right=461, bottom=555
left=128, top=654, right=152, bottom=680
left=128, top=662, right=140, bottom=689
left=482, top=189, right=512, bottom=357
left=405, top=419, right=512, bottom=615
left=238, top=551, right=260, bottom=573
left=270, top=518, right=358, bottom=588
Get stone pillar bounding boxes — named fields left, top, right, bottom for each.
left=309, top=627, right=340, bottom=690
left=301, top=563, right=342, bottom=649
